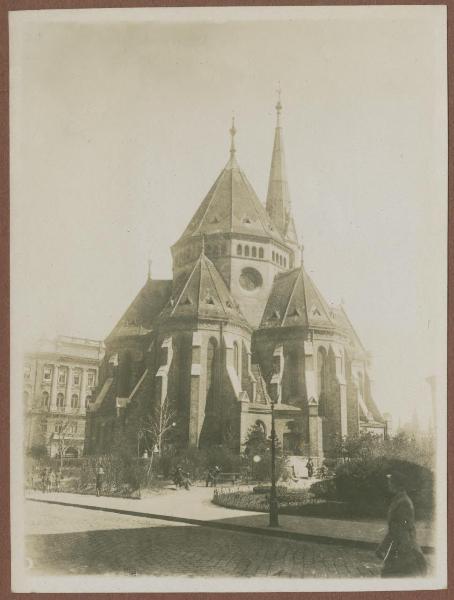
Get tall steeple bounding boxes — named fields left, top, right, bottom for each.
left=266, top=87, right=300, bottom=267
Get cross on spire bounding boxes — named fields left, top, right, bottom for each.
left=229, top=113, right=236, bottom=158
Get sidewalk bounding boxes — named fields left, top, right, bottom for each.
left=26, top=487, right=434, bottom=552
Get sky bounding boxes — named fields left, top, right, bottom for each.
left=10, top=6, right=447, bottom=428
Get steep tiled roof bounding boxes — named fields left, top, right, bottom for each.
left=107, top=279, right=172, bottom=341
left=260, top=267, right=334, bottom=330
left=176, top=153, right=284, bottom=245
left=160, top=252, right=250, bottom=328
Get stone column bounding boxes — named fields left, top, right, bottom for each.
left=80, top=368, right=87, bottom=413
left=50, top=363, right=58, bottom=411
left=66, top=366, right=72, bottom=412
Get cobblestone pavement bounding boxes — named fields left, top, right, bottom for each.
left=26, top=501, right=382, bottom=578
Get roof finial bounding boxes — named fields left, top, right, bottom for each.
left=147, top=257, right=152, bottom=280
left=229, top=113, right=236, bottom=158
left=300, top=243, right=305, bottom=265
left=276, top=82, right=282, bottom=126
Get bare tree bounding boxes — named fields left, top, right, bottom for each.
left=136, top=397, right=176, bottom=475
left=52, top=419, right=73, bottom=472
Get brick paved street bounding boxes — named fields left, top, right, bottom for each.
left=26, top=500, right=381, bottom=578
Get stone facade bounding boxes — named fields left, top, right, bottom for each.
left=87, top=103, right=385, bottom=462
left=24, top=336, right=104, bottom=457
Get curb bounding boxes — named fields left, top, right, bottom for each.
left=27, top=497, right=434, bottom=554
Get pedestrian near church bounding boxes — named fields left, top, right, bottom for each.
left=306, top=457, right=314, bottom=479
left=376, top=472, right=427, bottom=577
left=96, top=466, right=104, bottom=497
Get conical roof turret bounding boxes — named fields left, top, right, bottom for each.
left=175, top=119, right=284, bottom=245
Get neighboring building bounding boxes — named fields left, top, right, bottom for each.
left=24, top=336, right=104, bottom=457
left=87, top=99, right=385, bottom=463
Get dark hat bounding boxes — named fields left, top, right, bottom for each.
left=386, top=471, right=408, bottom=491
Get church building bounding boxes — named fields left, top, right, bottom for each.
left=86, top=97, right=385, bottom=462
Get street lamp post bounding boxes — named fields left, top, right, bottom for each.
left=269, top=399, right=279, bottom=527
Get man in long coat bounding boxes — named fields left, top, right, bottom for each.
left=376, top=472, right=427, bottom=577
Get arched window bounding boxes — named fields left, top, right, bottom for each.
left=258, top=247, right=264, bottom=259
left=283, top=257, right=287, bottom=268
left=56, top=393, right=65, bottom=408
left=272, top=250, right=275, bottom=262
left=279, top=255, right=283, bottom=266
left=42, top=391, right=49, bottom=407
left=71, top=394, right=80, bottom=409
left=237, top=244, right=242, bottom=256
left=245, top=246, right=250, bottom=257
left=206, top=338, right=218, bottom=406
left=317, top=347, right=328, bottom=415
left=252, top=247, right=257, bottom=258
left=233, top=341, right=240, bottom=375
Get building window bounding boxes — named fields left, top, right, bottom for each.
left=87, top=371, right=96, bottom=387
left=252, top=247, right=257, bottom=258
left=58, top=368, right=67, bottom=385
left=71, top=394, right=80, bottom=409
left=258, top=247, right=264, bottom=259
left=24, top=365, right=31, bottom=380
left=56, top=393, right=65, bottom=408
left=43, top=366, right=52, bottom=382
left=244, top=245, right=250, bottom=257
left=233, top=341, right=240, bottom=375
left=86, top=395, right=92, bottom=405
left=279, top=255, right=283, bottom=266
left=42, top=391, right=49, bottom=407
left=73, top=371, right=81, bottom=386
left=272, top=251, right=275, bottom=262
left=283, top=257, right=287, bottom=268
left=68, top=422, right=77, bottom=434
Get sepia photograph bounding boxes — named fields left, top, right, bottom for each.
left=9, top=5, right=447, bottom=593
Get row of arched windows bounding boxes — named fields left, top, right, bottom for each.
left=272, top=250, right=287, bottom=268
left=174, top=241, right=290, bottom=269
left=174, top=242, right=229, bottom=268
left=236, top=244, right=264, bottom=259
left=28, top=390, right=92, bottom=409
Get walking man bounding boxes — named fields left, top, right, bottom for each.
left=306, top=457, right=314, bottom=479
left=376, top=472, right=427, bottom=577
left=96, top=466, right=104, bottom=497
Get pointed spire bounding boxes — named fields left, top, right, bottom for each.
left=201, top=234, right=206, bottom=255
left=276, top=81, right=282, bottom=127
left=147, top=258, right=152, bottom=281
left=266, top=87, right=297, bottom=246
left=229, top=113, right=236, bottom=158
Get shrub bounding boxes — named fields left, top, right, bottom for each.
left=309, top=478, right=337, bottom=501
left=334, top=457, right=434, bottom=518
left=252, top=485, right=287, bottom=495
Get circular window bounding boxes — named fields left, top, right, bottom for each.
left=239, top=267, right=263, bottom=291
